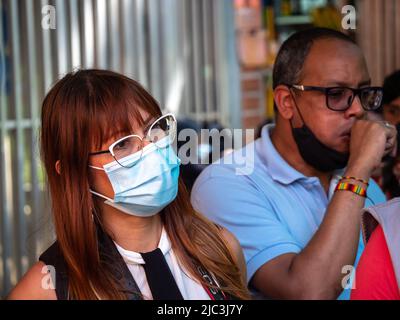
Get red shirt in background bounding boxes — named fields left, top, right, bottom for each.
left=351, top=225, right=400, bottom=300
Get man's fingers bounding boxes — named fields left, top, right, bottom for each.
left=376, top=120, right=396, bottom=137
left=384, top=123, right=397, bottom=138
left=384, top=135, right=397, bottom=157
left=391, top=143, right=398, bottom=158
left=385, top=139, right=396, bottom=151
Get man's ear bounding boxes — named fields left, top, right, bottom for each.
left=273, top=85, right=295, bottom=120
left=55, top=160, right=61, bottom=175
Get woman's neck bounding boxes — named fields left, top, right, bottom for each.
left=100, top=204, right=163, bottom=253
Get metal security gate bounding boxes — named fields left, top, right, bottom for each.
left=0, top=0, right=240, bottom=298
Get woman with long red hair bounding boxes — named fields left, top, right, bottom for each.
left=8, top=69, right=249, bottom=300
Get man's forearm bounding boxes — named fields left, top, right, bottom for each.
left=287, top=166, right=371, bottom=299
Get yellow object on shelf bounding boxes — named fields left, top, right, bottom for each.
left=310, top=5, right=342, bottom=30
left=280, top=0, right=292, bottom=16
left=265, top=6, right=276, bottom=40
left=265, top=77, right=275, bottom=119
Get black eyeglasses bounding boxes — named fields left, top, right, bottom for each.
left=289, top=84, right=383, bottom=111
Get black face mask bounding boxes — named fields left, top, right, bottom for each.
left=291, top=124, right=349, bottom=172
left=290, top=93, right=349, bottom=172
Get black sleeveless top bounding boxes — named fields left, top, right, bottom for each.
left=39, top=225, right=233, bottom=300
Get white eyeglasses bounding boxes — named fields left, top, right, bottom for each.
left=89, top=113, right=177, bottom=168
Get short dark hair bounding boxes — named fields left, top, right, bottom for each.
left=272, top=28, right=356, bottom=89
left=382, top=70, right=400, bottom=105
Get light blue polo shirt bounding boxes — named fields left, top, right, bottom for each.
left=191, top=124, right=386, bottom=300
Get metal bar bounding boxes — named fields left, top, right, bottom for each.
left=0, top=0, right=11, bottom=297
left=209, top=0, right=218, bottom=116
left=10, top=0, right=27, bottom=283
left=157, top=0, right=165, bottom=108
left=69, top=0, right=81, bottom=70
left=0, top=131, right=14, bottom=297
left=212, top=0, right=223, bottom=124
left=30, top=0, right=52, bottom=253
left=79, top=0, right=94, bottom=69
left=182, top=0, right=196, bottom=119
left=162, top=0, right=183, bottom=115
left=147, top=0, right=162, bottom=101
left=171, top=0, right=187, bottom=116
left=0, top=119, right=42, bottom=130
left=191, top=0, right=204, bottom=123
left=50, top=0, right=60, bottom=82
left=41, top=0, right=55, bottom=94
left=33, top=0, right=50, bottom=258
left=84, top=0, right=94, bottom=68
left=135, top=0, right=149, bottom=88
left=213, top=0, right=241, bottom=128
left=202, top=0, right=214, bottom=118
left=25, top=0, right=41, bottom=267
left=94, top=0, right=107, bottom=69
left=178, top=0, right=194, bottom=116
left=109, top=0, right=121, bottom=72
left=56, top=0, right=70, bottom=76
left=122, top=0, right=136, bottom=78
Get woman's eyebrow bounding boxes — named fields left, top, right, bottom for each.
left=104, top=131, right=126, bottom=145
left=143, top=116, right=157, bottom=131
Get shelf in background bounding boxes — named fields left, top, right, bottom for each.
left=275, top=15, right=312, bottom=26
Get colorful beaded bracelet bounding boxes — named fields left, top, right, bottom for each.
left=339, top=176, right=369, bottom=186
left=335, top=182, right=367, bottom=197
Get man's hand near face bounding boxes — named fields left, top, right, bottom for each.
left=347, top=120, right=397, bottom=179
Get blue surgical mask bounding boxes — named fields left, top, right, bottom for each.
left=89, top=139, right=181, bottom=217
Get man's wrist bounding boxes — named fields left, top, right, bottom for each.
left=344, top=163, right=373, bottom=181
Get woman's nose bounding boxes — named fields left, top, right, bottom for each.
left=142, top=138, right=152, bottom=148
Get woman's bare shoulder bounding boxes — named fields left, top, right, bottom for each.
left=7, top=261, right=57, bottom=300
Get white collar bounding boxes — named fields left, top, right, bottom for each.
left=114, top=227, right=171, bottom=265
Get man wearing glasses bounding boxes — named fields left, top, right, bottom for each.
left=191, top=28, right=397, bottom=299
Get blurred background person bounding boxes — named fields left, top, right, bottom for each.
left=374, top=70, right=400, bottom=199
left=381, top=70, right=400, bottom=127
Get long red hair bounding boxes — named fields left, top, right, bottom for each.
left=40, top=69, right=250, bottom=299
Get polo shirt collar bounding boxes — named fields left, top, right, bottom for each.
left=259, top=124, right=345, bottom=185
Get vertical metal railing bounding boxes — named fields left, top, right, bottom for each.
left=25, top=0, right=42, bottom=268
left=0, top=0, right=11, bottom=298
left=0, top=0, right=240, bottom=298
left=10, top=0, right=27, bottom=284
left=147, top=0, right=163, bottom=106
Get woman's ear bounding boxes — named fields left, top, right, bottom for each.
left=55, top=160, right=61, bottom=175
left=273, top=85, right=295, bottom=120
